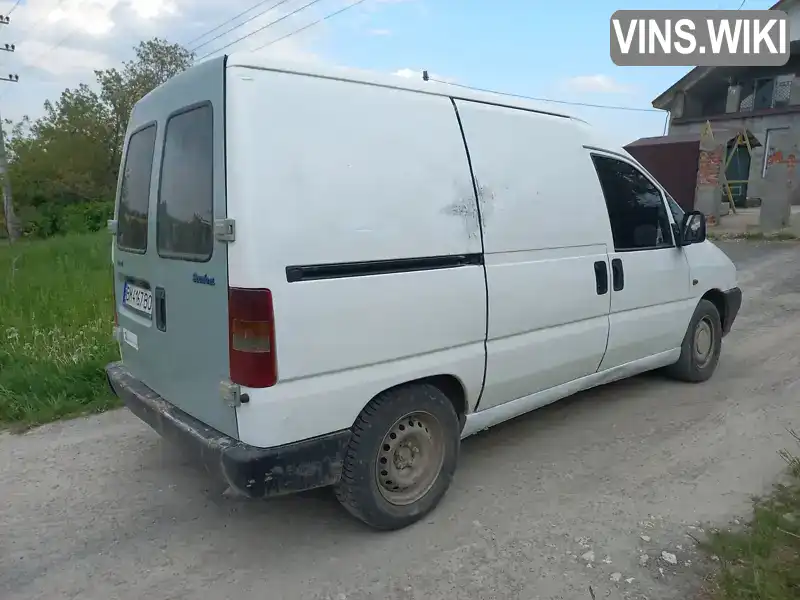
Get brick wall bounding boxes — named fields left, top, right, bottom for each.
left=669, top=113, right=800, bottom=204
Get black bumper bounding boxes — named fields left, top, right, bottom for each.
left=722, top=286, right=742, bottom=336
left=105, top=362, right=350, bottom=498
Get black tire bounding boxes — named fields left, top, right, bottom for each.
left=334, top=383, right=460, bottom=530
left=665, top=299, right=722, bottom=383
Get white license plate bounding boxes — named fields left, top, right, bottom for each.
left=123, top=282, right=153, bottom=315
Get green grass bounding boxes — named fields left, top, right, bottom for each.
left=0, top=232, right=120, bottom=428
left=701, top=431, right=800, bottom=599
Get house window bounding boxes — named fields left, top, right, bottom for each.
left=739, top=90, right=754, bottom=111
left=762, top=127, right=790, bottom=178
left=753, top=78, right=776, bottom=110
left=773, top=74, right=793, bottom=107
left=739, top=75, right=795, bottom=112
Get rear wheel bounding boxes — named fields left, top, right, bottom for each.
left=665, top=299, right=722, bottom=383
left=334, top=383, right=460, bottom=530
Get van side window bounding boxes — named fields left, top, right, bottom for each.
left=591, top=155, right=673, bottom=251
left=157, top=104, right=214, bottom=262
left=117, top=125, right=157, bottom=253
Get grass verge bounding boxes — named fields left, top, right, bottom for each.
left=0, top=232, right=120, bottom=429
left=701, top=430, right=800, bottom=599
left=707, top=230, right=800, bottom=241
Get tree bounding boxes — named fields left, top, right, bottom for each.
left=95, top=38, right=194, bottom=183
left=5, top=38, right=194, bottom=237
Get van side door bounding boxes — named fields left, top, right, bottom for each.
left=589, top=152, right=693, bottom=370
left=452, top=99, right=612, bottom=411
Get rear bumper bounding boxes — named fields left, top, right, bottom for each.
left=105, top=362, right=350, bottom=498
left=722, top=286, right=742, bottom=336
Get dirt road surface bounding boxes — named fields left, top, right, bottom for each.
left=2, top=241, right=799, bottom=600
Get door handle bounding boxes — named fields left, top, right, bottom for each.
left=155, top=287, right=167, bottom=331
left=611, top=258, right=624, bottom=291
left=593, top=260, right=608, bottom=295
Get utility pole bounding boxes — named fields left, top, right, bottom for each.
left=0, top=13, right=19, bottom=242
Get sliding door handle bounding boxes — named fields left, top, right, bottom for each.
left=611, top=258, right=624, bottom=291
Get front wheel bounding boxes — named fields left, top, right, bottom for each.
left=665, top=299, right=722, bottom=383
left=334, top=383, right=460, bottom=530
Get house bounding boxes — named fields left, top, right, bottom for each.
left=651, top=0, right=800, bottom=204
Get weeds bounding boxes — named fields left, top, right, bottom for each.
left=702, top=430, right=800, bottom=599
left=707, top=230, right=800, bottom=241
left=0, top=232, right=120, bottom=427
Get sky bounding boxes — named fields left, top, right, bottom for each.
left=0, top=0, right=782, bottom=146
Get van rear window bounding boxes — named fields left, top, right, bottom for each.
left=117, top=124, right=157, bottom=253
left=157, top=104, right=214, bottom=262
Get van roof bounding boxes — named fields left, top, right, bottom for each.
left=223, top=52, right=585, bottom=123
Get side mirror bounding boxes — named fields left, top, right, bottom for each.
left=679, top=211, right=706, bottom=246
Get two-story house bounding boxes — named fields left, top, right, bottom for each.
left=651, top=0, right=800, bottom=204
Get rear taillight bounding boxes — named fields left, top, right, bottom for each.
left=228, top=287, right=278, bottom=388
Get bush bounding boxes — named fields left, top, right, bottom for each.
left=18, top=200, right=113, bottom=239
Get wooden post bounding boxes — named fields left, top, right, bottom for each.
left=0, top=108, right=16, bottom=242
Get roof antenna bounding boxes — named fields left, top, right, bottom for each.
left=422, top=70, right=429, bottom=82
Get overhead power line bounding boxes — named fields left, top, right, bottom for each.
left=195, top=0, right=327, bottom=61
left=193, top=0, right=659, bottom=118
left=251, top=0, right=369, bottom=52
left=0, top=0, right=70, bottom=102
left=186, top=0, right=291, bottom=48
left=0, top=27, right=75, bottom=103
left=425, top=77, right=664, bottom=114
left=189, top=0, right=295, bottom=53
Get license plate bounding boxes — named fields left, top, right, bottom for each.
left=123, top=282, right=153, bottom=315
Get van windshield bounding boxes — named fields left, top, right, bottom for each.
left=117, top=125, right=157, bottom=253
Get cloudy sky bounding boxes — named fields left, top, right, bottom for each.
left=0, top=0, right=780, bottom=145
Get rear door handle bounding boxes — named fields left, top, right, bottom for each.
left=611, top=258, right=624, bottom=291
left=155, top=287, right=167, bottom=331
left=593, top=260, right=608, bottom=295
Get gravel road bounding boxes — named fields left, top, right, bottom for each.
left=2, top=241, right=799, bottom=600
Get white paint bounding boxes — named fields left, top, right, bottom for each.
left=225, top=56, right=739, bottom=447
left=452, top=100, right=613, bottom=411
left=224, top=53, right=578, bottom=122
left=116, top=53, right=741, bottom=451
left=226, top=64, right=486, bottom=447
left=462, top=349, right=681, bottom=438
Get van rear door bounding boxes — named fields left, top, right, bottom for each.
left=113, top=57, right=236, bottom=438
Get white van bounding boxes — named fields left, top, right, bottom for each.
left=106, top=53, right=741, bottom=530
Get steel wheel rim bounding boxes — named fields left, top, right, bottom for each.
left=375, top=411, right=445, bottom=506
left=694, top=316, right=715, bottom=368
